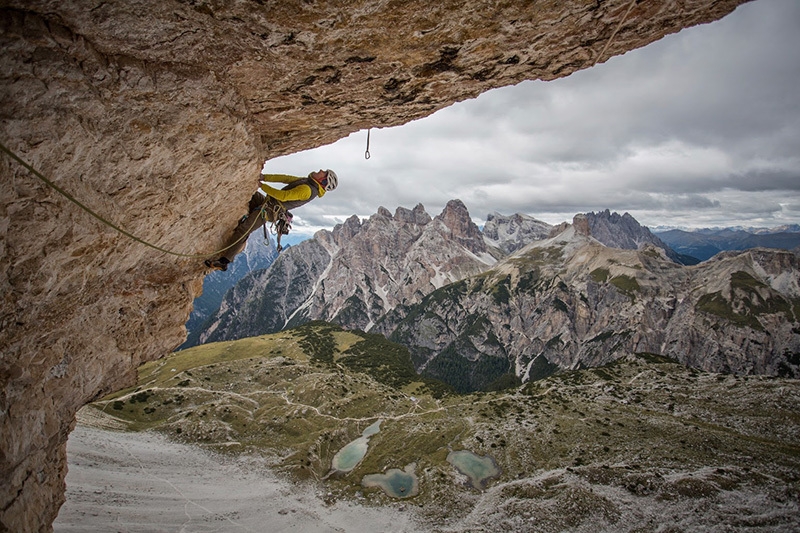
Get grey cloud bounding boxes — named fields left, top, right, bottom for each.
left=731, top=168, right=800, bottom=192
left=659, top=194, right=721, bottom=210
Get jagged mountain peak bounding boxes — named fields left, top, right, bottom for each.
left=582, top=210, right=661, bottom=244
left=571, top=210, right=682, bottom=263
left=330, top=214, right=363, bottom=244
left=394, top=203, right=432, bottom=225
left=435, top=199, right=472, bottom=228
left=486, top=211, right=550, bottom=225
left=328, top=204, right=434, bottom=246
left=369, top=203, right=433, bottom=225
left=434, top=199, right=486, bottom=255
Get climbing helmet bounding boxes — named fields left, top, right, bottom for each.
left=324, top=169, right=338, bottom=191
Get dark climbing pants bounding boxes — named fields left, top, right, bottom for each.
left=220, top=195, right=280, bottom=263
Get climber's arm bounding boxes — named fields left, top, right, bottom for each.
left=259, top=182, right=312, bottom=203
left=260, top=173, right=303, bottom=185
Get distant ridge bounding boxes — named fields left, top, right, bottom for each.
left=654, top=227, right=800, bottom=261
left=483, top=212, right=552, bottom=254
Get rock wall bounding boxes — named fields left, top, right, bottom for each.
left=0, top=1, right=749, bottom=531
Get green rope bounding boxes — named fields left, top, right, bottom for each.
left=0, top=140, right=263, bottom=259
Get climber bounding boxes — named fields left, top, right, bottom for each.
left=204, top=169, right=338, bottom=271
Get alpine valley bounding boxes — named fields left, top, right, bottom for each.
left=78, top=201, right=800, bottom=531
left=188, top=201, right=800, bottom=393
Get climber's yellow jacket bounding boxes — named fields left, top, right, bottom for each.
left=259, top=174, right=325, bottom=207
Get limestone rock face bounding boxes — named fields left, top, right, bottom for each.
left=0, top=1, right=749, bottom=530
left=435, top=199, right=486, bottom=255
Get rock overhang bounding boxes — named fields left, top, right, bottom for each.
left=0, top=1, right=751, bottom=530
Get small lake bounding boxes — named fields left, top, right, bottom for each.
left=330, top=420, right=382, bottom=473
left=362, top=463, right=419, bottom=498
left=447, top=450, right=501, bottom=490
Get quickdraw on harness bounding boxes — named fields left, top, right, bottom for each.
left=259, top=201, right=293, bottom=252
left=273, top=209, right=293, bottom=252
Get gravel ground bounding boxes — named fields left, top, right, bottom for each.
left=54, top=424, right=427, bottom=533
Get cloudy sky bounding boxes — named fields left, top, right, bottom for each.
left=263, top=0, right=800, bottom=239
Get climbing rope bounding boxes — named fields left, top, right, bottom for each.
left=0, top=140, right=264, bottom=259
left=364, top=128, right=371, bottom=160
left=593, top=0, right=639, bottom=67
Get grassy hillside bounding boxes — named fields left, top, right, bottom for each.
left=89, top=323, right=800, bottom=530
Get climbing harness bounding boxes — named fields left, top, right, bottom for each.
left=593, top=0, right=639, bottom=67
left=260, top=200, right=293, bottom=252
left=364, top=128, right=371, bottom=160
left=0, top=140, right=263, bottom=260
left=274, top=210, right=293, bottom=252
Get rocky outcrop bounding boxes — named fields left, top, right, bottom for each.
left=434, top=199, right=487, bottom=255
left=0, top=1, right=750, bottom=530
left=583, top=209, right=682, bottom=263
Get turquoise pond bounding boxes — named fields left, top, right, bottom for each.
left=361, top=464, right=419, bottom=498
left=329, top=421, right=499, bottom=498
left=446, top=450, right=501, bottom=490
left=330, top=420, right=382, bottom=473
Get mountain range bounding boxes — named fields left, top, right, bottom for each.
left=654, top=227, right=800, bottom=262
left=191, top=200, right=498, bottom=345
left=187, top=201, right=800, bottom=392
left=181, top=232, right=278, bottom=349
left=388, top=223, right=800, bottom=391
